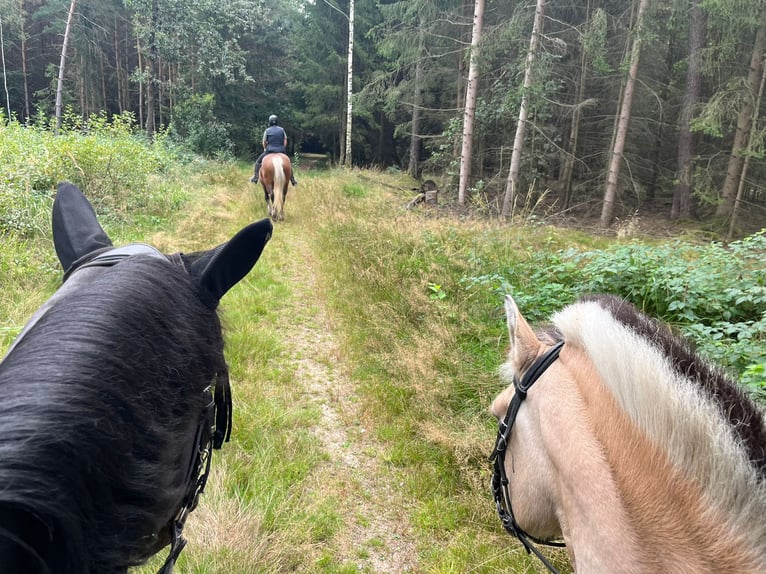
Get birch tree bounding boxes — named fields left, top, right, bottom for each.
left=501, top=0, right=546, bottom=218
left=457, top=0, right=484, bottom=205
left=342, top=0, right=355, bottom=167
left=0, top=11, right=9, bottom=119
left=600, top=0, right=650, bottom=228
left=54, top=0, right=77, bottom=135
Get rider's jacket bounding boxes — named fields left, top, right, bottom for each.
left=263, top=126, right=286, bottom=152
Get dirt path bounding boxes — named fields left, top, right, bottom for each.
left=275, top=227, right=418, bottom=573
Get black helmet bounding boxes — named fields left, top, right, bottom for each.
left=268, top=114, right=278, bottom=126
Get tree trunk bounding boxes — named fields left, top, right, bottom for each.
left=0, top=12, right=10, bottom=119
left=137, top=36, right=144, bottom=129
left=114, top=16, right=121, bottom=112
left=717, top=11, right=766, bottom=217
left=408, top=18, right=425, bottom=178
left=145, top=0, right=159, bottom=138
left=559, top=32, right=588, bottom=210
left=647, top=33, right=675, bottom=205
left=21, top=5, right=30, bottom=121
left=672, top=0, right=706, bottom=219
left=343, top=0, right=355, bottom=167
left=600, top=0, right=650, bottom=228
left=79, top=52, right=85, bottom=117
left=457, top=0, right=485, bottom=205
left=453, top=0, right=471, bottom=158
left=501, top=0, right=546, bottom=218
left=728, top=44, right=766, bottom=240
left=54, top=0, right=77, bottom=135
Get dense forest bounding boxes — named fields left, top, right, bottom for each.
left=1, top=0, right=766, bottom=232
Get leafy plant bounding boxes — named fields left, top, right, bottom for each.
left=460, top=231, right=766, bottom=394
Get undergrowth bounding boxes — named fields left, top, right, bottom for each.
left=2, top=148, right=763, bottom=574
left=0, top=110, right=195, bottom=237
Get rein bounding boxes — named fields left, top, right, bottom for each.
left=489, top=340, right=565, bottom=574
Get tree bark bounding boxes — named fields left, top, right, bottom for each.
left=21, top=1, right=30, bottom=121
left=560, top=0, right=592, bottom=207
left=457, top=0, right=485, bottom=205
left=408, top=18, right=425, bottom=178
left=137, top=35, right=144, bottom=129
left=501, top=0, right=546, bottom=218
left=672, top=0, right=706, bottom=219
left=717, top=11, right=766, bottom=217
left=145, top=0, right=159, bottom=138
left=54, top=0, right=77, bottom=135
left=728, top=43, right=766, bottom=240
left=343, top=0, right=355, bottom=167
left=559, top=32, right=588, bottom=210
left=453, top=0, right=471, bottom=159
left=0, top=12, right=10, bottom=119
left=600, top=0, right=650, bottom=228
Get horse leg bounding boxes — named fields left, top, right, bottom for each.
left=261, top=184, right=272, bottom=217
left=280, top=183, right=288, bottom=220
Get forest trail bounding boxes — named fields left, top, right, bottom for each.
left=260, top=182, right=418, bottom=572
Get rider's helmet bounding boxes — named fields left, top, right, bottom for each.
left=268, top=114, right=278, bottom=126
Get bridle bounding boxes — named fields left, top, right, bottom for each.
left=489, top=340, right=565, bottom=574
left=65, top=244, right=232, bottom=574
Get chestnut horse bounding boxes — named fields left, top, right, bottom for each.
left=259, top=152, right=292, bottom=221
left=0, top=182, right=272, bottom=573
left=490, top=294, right=766, bottom=573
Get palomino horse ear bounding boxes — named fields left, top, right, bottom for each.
left=187, top=219, right=273, bottom=307
left=504, top=295, right=542, bottom=362
left=52, top=182, right=113, bottom=272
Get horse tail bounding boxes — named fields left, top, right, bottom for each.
left=273, top=156, right=285, bottom=217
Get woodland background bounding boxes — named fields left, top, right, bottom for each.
left=1, top=0, right=766, bottom=234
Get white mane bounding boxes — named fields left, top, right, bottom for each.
left=552, top=299, right=766, bottom=562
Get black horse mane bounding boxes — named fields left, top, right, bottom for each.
left=580, top=293, right=766, bottom=477
left=0, top=256, right=227, bottom=573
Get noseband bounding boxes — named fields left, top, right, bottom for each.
left=489, top=340, right=565, bottom=574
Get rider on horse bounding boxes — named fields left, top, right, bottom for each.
left=251, top=115, right=298, bottom=186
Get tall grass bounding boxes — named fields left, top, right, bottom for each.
left=2, top=154, right=762, bottom=573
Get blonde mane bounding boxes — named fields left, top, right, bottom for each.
left=552, top=296, right=766, bottom=569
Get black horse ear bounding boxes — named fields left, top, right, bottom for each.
left=52, top=182, right=113, bottom=271
left=186, top=219, right=273, bottom=307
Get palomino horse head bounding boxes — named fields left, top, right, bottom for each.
left=490, top=294, right=766, bottom=573
left=259, top=152, right=292, bottom=221
left=0, top=182, right=272, bottom=573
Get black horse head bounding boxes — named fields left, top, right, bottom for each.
left=0, top=182, right=272, bottom=573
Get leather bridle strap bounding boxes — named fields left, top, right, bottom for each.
left=489, top=340, right=565, bottom=574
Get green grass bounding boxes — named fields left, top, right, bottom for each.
left=2, top=155, right=762, bottom=573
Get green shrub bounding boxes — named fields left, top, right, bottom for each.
left=461, top=230, right=766, bottom=395
left=168, top=93, right=234, bottom=159
left=0, top=111, right=189, bottom=235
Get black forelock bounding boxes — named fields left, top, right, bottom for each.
left=580, top=293, right=766, bottom=478
left=0, top=256, right=227, bottom=572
